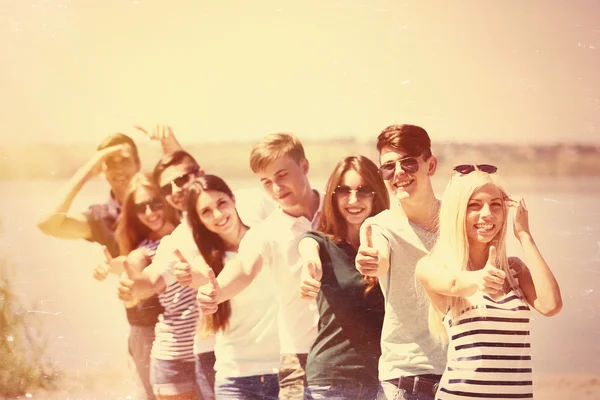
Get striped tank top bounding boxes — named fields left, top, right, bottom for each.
left=145, top=236, right=198, bottom=362
left=436, top=288, right=533, bottom=399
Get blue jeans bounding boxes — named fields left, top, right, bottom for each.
left=305, top=383, right=379, bottom=399
left=150, top=358, right=196, bottom=396
left=215, top=374, right=279, bottom=400
left=195, top=351, right=216, bottom=400
left=128, top=325, right=155, bottom=400
left=377, top=381, right=436, bottom=400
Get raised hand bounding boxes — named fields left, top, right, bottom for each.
left=300, top=260, right=323, bottom=300
left=196, top=269, right=220, bottom=315
left=356, top=224, right=380, bottom=276
left=505, top=195, right=531, bottom=241
left=133, top=124, right=173, bottom=141
left=93, top=245, right=113, bottom=281
left=89, top=144, right=128, bottom=176
left=475, top=245, right=506, bottom=295
left=173, top=249, right=193, bottom=287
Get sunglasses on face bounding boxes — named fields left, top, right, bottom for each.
left=453, top=164, right=498, bottom=174
left=159, top=168, right=199, bottom=197
left=133, top=197, right=164, bottom=214
left=378, top=158, right=420, bottom=180
left=334, top=185, right=375, bottom=200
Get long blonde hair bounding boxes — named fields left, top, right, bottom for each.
left=426, top=171, right=518, bottom=345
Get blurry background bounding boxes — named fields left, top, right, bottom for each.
left=0, top=0, right=599, bottom=398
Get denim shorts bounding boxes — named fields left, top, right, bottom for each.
left=150, top=358, right=196, bottom=396
left=215, top=374, right=279, bottom=400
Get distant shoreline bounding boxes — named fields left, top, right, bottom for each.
left=6, top=140, right=600, bottom=180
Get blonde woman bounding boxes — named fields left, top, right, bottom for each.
left=416, top=165, right=562, bottom=400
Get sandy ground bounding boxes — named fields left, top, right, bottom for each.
left=2, top=370, right=599, bottom=400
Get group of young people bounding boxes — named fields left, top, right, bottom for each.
left=37, top=123, right=563, bottom=400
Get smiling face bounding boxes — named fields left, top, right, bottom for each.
left=465, top=182, right=506, bottom=245
left=195, top=189, right=239, bottom=237
left=379, top=146, right=436, bottom=203
left=257, top=155, right=310, bottom=212
left=133, top=186, right=166, bottom=233
left=334, top=169, right=375, bottom=230
left=105, top=144, right=140, bottom=197
left=158, top=159, right=203, bottom=211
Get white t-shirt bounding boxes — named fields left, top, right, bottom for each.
left=209, top=250, right=279, bottom=379
left=146, top=187, right=276, bottom=355
left=235, top=195, right=322, bottom=354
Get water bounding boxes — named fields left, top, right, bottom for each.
left=1, top=177, right=599, bottom=375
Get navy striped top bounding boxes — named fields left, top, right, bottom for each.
left=436, top=288, right=533, bottom=400
left=148, top=235, right=198, bottom=362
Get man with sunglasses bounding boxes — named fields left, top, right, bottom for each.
left=356, top=124, right=446, bottom=400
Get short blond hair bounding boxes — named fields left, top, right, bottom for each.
left=249, top=133, right=306, bottom=173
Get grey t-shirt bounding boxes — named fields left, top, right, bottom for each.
left=366, top=209, right=446, bottom=381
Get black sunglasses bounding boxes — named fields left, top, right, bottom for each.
left=378, top=158, right=420, bottom=180
left=159, top=168, right=199, bottom=197
left=334, top=185, right=375, bottom=200
left=453, top=164, right=498, bottom=175
left=133, top=197, right=164, bottom=214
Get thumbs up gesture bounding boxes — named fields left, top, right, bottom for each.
left=476, top=245, right=506, bottom=295
left=356, top=224, right=380, bottom=276
left=173, top=249, right=193, bottom=287
left=117, top=259, right=139, bottom=305
left=117, top=248, right=151, bottom=303
left=300, top=260, right=323, bottom=300
left=93, top=246, right=113, bottom=281
left=197, top=269, right=220, bottom=315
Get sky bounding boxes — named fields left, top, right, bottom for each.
left=1, top=0, right=600, bottom=145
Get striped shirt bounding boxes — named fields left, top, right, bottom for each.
left=437, top=288, right=533, bottom=400
left=144, top=238, right=198, bottom=362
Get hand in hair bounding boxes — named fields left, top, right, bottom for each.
left=300, top=261, right=322, bottom=300
left=474, top=246, right=506, bottom=295
left=505, top=195, right=531, bottom=242
left=197, top=269, right=220, bottom=315
left=356, top=224, right=380, bottom=276
left=173, top=249, right=193, bottom=287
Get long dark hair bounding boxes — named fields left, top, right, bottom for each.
left=186, top=174, right=236, bottom=335
left=318, top=155, right=389, bottom=295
